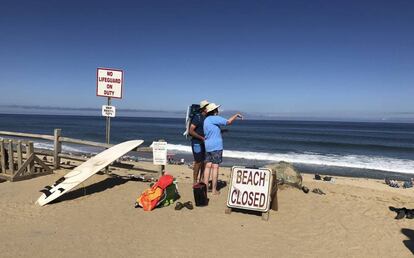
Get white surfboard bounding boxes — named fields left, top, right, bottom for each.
left=37, top=140, right=144, bottom=206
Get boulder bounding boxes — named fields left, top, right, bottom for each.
left=266, top=161, right=302, bottom=188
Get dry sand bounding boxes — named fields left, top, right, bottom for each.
left=1, top=160, right=414, bottom=257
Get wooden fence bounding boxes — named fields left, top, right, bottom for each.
left=0, top=139, right=53, bottom=181
left=0, top=129, right=152, bottom=170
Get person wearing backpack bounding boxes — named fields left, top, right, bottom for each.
left=189, top=100, right=210, bottom=184
left=203, top=103, right=243, bottom=195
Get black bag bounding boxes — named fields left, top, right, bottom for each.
left=193, top=182, right=208, bottom=206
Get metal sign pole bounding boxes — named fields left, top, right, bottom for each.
left=105, top=97, right=112, bottom=173
left=106, top=97, right=111, bottom=145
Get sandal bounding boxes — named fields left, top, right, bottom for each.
left=183, top=201, right=194, bottom=210
left=323, top=176, right=332, bottom=181
left=312, top=188, right=326, bottom=195
left=396, top=210, right=406, bottom=220
left=302, top=186, right=309, bottom=194
left=174, top=202, right=184, bottom=210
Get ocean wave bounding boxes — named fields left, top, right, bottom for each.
left=34, top=142, right=98, bottom=154
left=31, top=141, right=414, bottom=174
left=167, top=144, right=414, bottom=174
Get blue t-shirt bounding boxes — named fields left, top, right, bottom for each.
left=190, top=113, right=205, bottom=144
left=203, top=115, right=228, bottom=152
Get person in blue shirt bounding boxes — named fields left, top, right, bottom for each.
left=189, top=100, right=209, bottom=184
left=203, top=103, right=243, bottom=195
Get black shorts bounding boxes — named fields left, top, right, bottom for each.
left=191, top=142, right=206, bottom=163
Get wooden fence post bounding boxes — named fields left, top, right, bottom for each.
left=17, top=140, right=23, bottom=170
left=54, top=129, right=62, bottom=169
left=0, top=140, right=5, bottom=173
left=27, top=142, right=34, bottom=174
left=7, top=140, right=14, bottom=175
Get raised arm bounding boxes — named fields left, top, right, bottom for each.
left=227, top=113, right=243, bottom=125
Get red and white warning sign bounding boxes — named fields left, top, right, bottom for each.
left=96, top=68, right=123, bottom=99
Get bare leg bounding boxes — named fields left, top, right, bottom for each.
left=212, top=164, right=220, bottom=195
left=193, top=161, right=202, bottom=184
left=203, top=162, right=212, bottom=189
left=198, top=162, right=205, bottom=182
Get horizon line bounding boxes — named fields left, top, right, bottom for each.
left=0, top=106, right=413, bottom=124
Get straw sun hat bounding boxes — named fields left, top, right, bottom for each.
left=199, top=100, right=210, bottom=109
left=206, top=103, right=221, bottom=113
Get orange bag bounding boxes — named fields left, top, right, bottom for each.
left=136, top=175, right=173, bottom=211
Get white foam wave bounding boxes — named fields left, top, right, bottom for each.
left=34, top=142, right=95, bottom=154
left=167, top=144, right=414, bottom=174
left=167, top=144, right=192, bottom=153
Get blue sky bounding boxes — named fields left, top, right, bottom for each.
left=0, top=0, right=413, bottom=121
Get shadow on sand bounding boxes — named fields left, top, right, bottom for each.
left=401, top=228, right=414, bottom=255
left=50, top=176, right=130, bottom=204
left=232, top=208, right=263, bottom=217
left=132, top=167, right=159, bottom=174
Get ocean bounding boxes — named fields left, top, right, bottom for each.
left=0, top=113, right=413, bottom=180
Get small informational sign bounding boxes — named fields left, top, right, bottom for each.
left=152, top=141, right=168, bottom=165
left=96, top=68, right=123, bottom=99
left=102, top=105, right=116, bottom=117
left=227, top=166, right=273, bottom=212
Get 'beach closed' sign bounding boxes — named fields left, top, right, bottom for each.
left=227, top=167, right=273, bottom=212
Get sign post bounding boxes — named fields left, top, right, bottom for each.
left=97, top=68, right=123, bottom=173
left=102, top=104, right=116, bottom=148
left=226, top=166, right=273, bottom=220
left=105, top=98, right=111, bottom=146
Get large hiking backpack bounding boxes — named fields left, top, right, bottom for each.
left=183, top=104, right=201, bottom=138
left=135, top=175, right=174, bottom=211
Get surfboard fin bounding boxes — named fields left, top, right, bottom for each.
left=58, top=188, right=65, bottom=193
left=39, top=189, right=52, bottom=197
left=53, top=177, right=65, bottom=186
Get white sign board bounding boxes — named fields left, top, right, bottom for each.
left=96, top=68, right=123, bottom=99
left=152, top=141, right=167, bottom=165
left=102, top=105, right=116, bottom=117
left=227, top=166, right=273, bottom=212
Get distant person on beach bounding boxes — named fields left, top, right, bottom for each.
left=189, top=100, right=210, bottom=184
left=203, top=103, right=243, bottom=195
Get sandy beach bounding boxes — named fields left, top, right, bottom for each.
left=2, top=0, right=413, bottom=257
left=0, top=159, right=413, bottom=258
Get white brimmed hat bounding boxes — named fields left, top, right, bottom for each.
left=199, top=100, right=210, bottom=109
left=206, top=103, right=221, bottom=113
